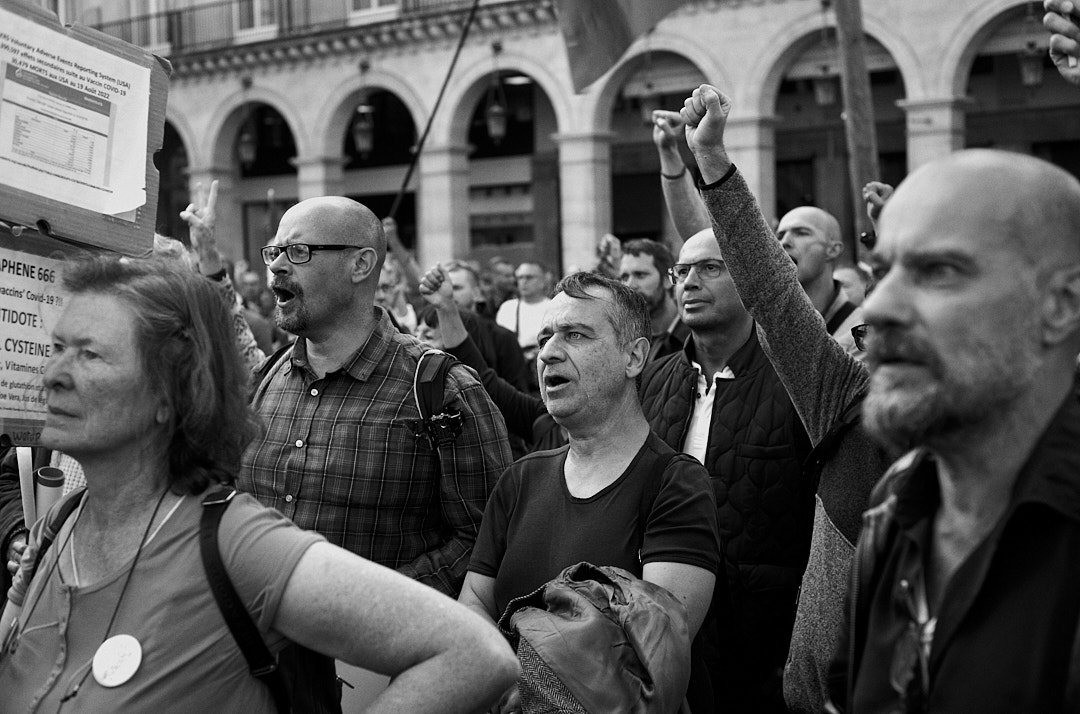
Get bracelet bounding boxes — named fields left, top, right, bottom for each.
left=205, top=267, right=228, bottom=282
left=696, top=163, right=738, bottom=191
left=660, top=167, right=687, bottom=181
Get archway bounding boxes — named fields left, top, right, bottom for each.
left=962, top=4, right=1080, bottom=178
left=772, top=30, right=908, bottom=252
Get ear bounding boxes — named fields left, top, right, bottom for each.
left=1040, top=263, right=1080, bottom=347
left=350, top=247, right=380, bottom=285
left=625, top=336, right=650, bottom=379
left=825, top=240, right=844, bottom=261
left=155, top=403, right=170, bottom=425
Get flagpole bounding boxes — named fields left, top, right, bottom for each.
left=828, top=0, right=879, bottom=260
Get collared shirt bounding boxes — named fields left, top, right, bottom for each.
left=822, top=282, right=864, bottom=360
left=239, top=308, right=512, bottom=596
left=681, top=358, right=736, bottom=464
left=845, top=389, right=1080, bottom=713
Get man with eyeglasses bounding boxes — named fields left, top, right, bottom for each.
left=638, top=227, right=812, bottom=712
left=678, top=84, right=891, bottom=714
left=239, top=196, right=512, bottom=713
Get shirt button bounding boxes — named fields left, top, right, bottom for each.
left=310, top=388, right=318, bottom=396
left=295, top=439, right=304, bottom=447
left=284, top=494, right=294, bottom=503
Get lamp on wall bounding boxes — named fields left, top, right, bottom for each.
left=485, top=41, right=509, bottom=144
left=237, top=119, right=257, bottom=167
left=352, top=60, right=375, bottom=156
left=237, top=75, right=257, bottom=167
left=1018, top=41, right=1046, bottom=87
left=639, top=46, right=661, bottom=126
left=812, top=65, right=838, bottom=106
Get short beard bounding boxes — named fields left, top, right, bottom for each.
left=863, top=329, right=1041, bottom=453
left=275, top=304, right=309, bottom=336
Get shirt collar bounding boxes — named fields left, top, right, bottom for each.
left=893, top=387, right=1080, bottom=528
left=822, top=281, right=852, bottom=323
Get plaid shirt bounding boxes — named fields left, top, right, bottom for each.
left=239, top=309, right=512, bottom=596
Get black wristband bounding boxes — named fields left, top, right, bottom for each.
left=660, top=167, right=687, bottom=181
left=4, top=527, right=29, bottom=555
left=696, top=163, right=738, bottom=191
left=205, top=267, right=228, bottom=282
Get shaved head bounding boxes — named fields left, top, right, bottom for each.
left=280, top=196, right=387, bottom=269
left=880, top=149, right=1080, bottom=272
left=862, top=148, right=1080, bottom=451
left=783, top=206, right=841, bottom=245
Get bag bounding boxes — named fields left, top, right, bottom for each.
left=498, top=562, right=692, bottom=714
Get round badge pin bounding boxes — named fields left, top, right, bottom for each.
left=92, top=634, right=142, bottom=687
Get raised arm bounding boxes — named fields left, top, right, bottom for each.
left=179, top=180, right=266, bottom=373
left=653, top=109, right=711, bottom=248
left=276, top=542, right=517, bottom=714
left=419, top=266, right=547, bottom=442
left=680, top=85, right=868, bottom=444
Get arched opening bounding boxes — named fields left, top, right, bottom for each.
left=773, top=31, right=907, bottom=251
left=154, top=121, right=189, bottom=243
left=963, top=4, right=1080, bottom=177
left=231, top=102, right=298, bottom=268
left=609, top=51, right=706, bottom=244
left=341, top=89, right=419, bottom=250
left=464, top=70, right=560, bottom=268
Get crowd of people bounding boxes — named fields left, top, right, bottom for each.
left=1, top=2, right=1080, bottom=712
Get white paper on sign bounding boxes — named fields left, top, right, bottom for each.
left=0, top=7, right=151, bottom=217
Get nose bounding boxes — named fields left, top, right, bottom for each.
left=42, top=350, right=73, bottom=392
left=682, top=266, right=702, bottom=290
left=538, top=336, right=563, bottom=365
left=859, top=266, right=909, bottom=331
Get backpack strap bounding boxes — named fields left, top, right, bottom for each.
left=411, top=349, right=463, bottom=448
left=825, top=300, right=858, bottom=336
left=200, top=487, right=290, bottom=714
left=27, top=488, right=87, bottom=575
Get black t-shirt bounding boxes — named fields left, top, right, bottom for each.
left=469, top=431, right=721, bottom=617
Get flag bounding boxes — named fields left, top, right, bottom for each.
left=553, top=0, right=690, bottom=93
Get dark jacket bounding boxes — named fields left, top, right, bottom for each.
left=639, top=331, right=812, bottom=712
left=829, top=387, right=1080, bottom=713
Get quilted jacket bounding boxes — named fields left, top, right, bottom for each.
left=639, top=331, right=813, bottom=711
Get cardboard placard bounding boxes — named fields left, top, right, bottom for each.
left=0, top=0, right=171, bottom=256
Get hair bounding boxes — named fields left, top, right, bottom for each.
left=60, top=255, right=259, bottom=494
left=554, top=271, right=651, bottom=346
left=445, top=260, right=481, bottom=288
left=621, top=238, right=675, bottom=277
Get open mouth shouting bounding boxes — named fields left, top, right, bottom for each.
left=271, top=281, right=301, bottom=308
left=543, top=374, right=572, bottom=393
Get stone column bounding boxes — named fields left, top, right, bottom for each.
left=417, top=143, right=469, bottom=268
left=553, top=131, right=614, bottom=274
left=293, top=154, right=346, bottom=200
left=723, top=115, right=779, bottom=222
left=897, top=97, right=970, bottom=171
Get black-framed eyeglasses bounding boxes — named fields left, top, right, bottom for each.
left=668, top=260, right=725, bottom=285
left=851, top=324, right=870, bottom=352
left=261, top=243, right=359, bottom=266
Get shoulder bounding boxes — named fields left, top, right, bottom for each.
left=642, top=350, right=688, bottom=385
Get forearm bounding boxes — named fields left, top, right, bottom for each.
left=659, top=146, right=710, bottom=242
left=445, top=338, right=545, bottom=441
left=210, top=275, right=266, bottom=375
left=699, top=170, right=868, bottom=443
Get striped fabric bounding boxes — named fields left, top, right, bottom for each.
left=239, top=309, right=512, bottom=596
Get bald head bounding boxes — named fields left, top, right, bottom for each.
left=279, top=196, right=386, bottom=268
left=881, top=149, right=1080, bottom=270
left=777, top=206, right=844, bottom=288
